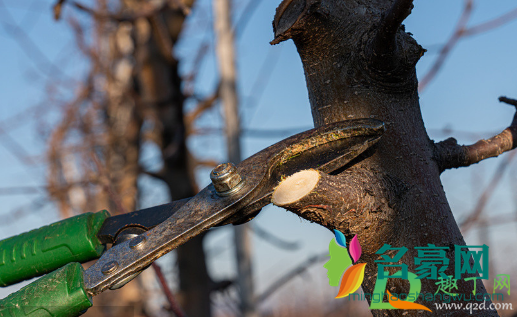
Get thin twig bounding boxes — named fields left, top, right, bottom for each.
left=152, top=263, right=187, bottom=317
left=0, top=197, right=50, bottom=227
left=192, top=127, right=309, bottom=138
left=464, top=5, right=517, bottom=36
left=460, top=150, right=517, bottom=233
left=52, top=0, right=66, bottom=20
left=185, top=90, right=220, bottom=130
left=0, top=126, right=36, bottom=165
left=244, top=46, right=283, bottom=126
left=71, top=1, right=167, bottom=22
left=433, top=97, right=517, bottom=171
left=250, top=224, right=301, bottom=251
left=479, top=212, right=517, bottom=228
left=256, top=252, right=328, bottom=304
left=234, top=0, right=263, bottom=37
left=170, top=0, right=191, bottom=16
left=419, top=0, right=473, bottom=91
left=420, top=3, right=517, bottom=91
left=90, top=153, right=128, bottom=215
left=0, top=187, right=42, bottom=195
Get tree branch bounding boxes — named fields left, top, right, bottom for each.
left=381, top=0, right=414, bottom=40
left=184, top=90, right=219, bottom=133
left=460, top=150, right=516, bottom=233
left=53, top=0, right=66, bottom=20
left=434, top=96, right=517, bottom=172
left=271, top=169, right=405, bottom=256
left=0, top=198, right=50, bottom=228
left=256, top=252, right=328, bottom=304
left=418, top=3, right=517, bottom=92
left=152, top=263, right=186, bottom=317
left=250, top=224, right=300, bottom=251
left=370, top=0, right=414, bottom=69
left=140, top=167, right=166, bottom=181
left=418, top=0, right=473, bottom=91
left=500, top=96, right=517, bottom=107
left=68, top=1, right=175, bottom=22
left=463, top=5, right=517, bottom=37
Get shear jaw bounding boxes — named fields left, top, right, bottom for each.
left=83, top=119, right=385, bottom=295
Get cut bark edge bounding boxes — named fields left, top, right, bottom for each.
left=270, top=0, right=308, bottom=45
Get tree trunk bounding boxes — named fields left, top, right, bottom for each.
left=133, top=3, right=213, bottom=316
left=213, top=0, right=257, bottom=316
left=81, top=7, right=144, bottom=317
left=270, top=0, right=515, bottom=315
left=47, top=0, right=213, bottom=315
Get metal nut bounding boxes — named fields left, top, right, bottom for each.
left=101, top=261, right=119, bottom=275
left=110, top=272, right=141, bottom=290
left=210, top=163, right=243, bottom=196
left=114, top=227, right=147, bottom=245
left=128, top=235, right=147, bottom=249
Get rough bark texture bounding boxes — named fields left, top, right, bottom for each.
left=270, top=0, right=515, bottom=316
left=273, top=169, right=403, bottom=243
left=433, top=105, right=517, bottom=172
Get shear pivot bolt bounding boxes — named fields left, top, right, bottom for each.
left=210, top=163, right=244, bottom=196
left=129, top=235, right=147, bottom=249
left=101, top=261, right=119, bottom=275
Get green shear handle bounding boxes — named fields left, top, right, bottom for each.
left=0, top=211, right=109, bottom=288
left=0, top=263, right=92, bottom=317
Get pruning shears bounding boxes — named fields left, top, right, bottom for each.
left=0, top=119, right=384, bottom=317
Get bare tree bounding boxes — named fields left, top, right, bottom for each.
left=45, top=0, right=217, bottom=316
left=270, top=0, right=516, bottom=315
left=213, top=0, right=257, bottom=316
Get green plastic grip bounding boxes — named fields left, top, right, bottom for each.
left=0, top=262, right=92, bottom=317
left=0, top=211, right=110, bottom=287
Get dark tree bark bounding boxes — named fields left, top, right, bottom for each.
left=271, top=0, right=516, bottom=316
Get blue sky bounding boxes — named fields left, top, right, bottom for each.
left=1, top=0, right=517, bottom=307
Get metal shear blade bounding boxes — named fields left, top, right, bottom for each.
left=84, top=118, right=385, bottom=295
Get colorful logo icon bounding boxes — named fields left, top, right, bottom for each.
left=324, top=230, right=365, bottom=298
left=325, top=230, right=432, bottom=312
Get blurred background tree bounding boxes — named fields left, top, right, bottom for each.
left=0, top=0, right=517, bottom=316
